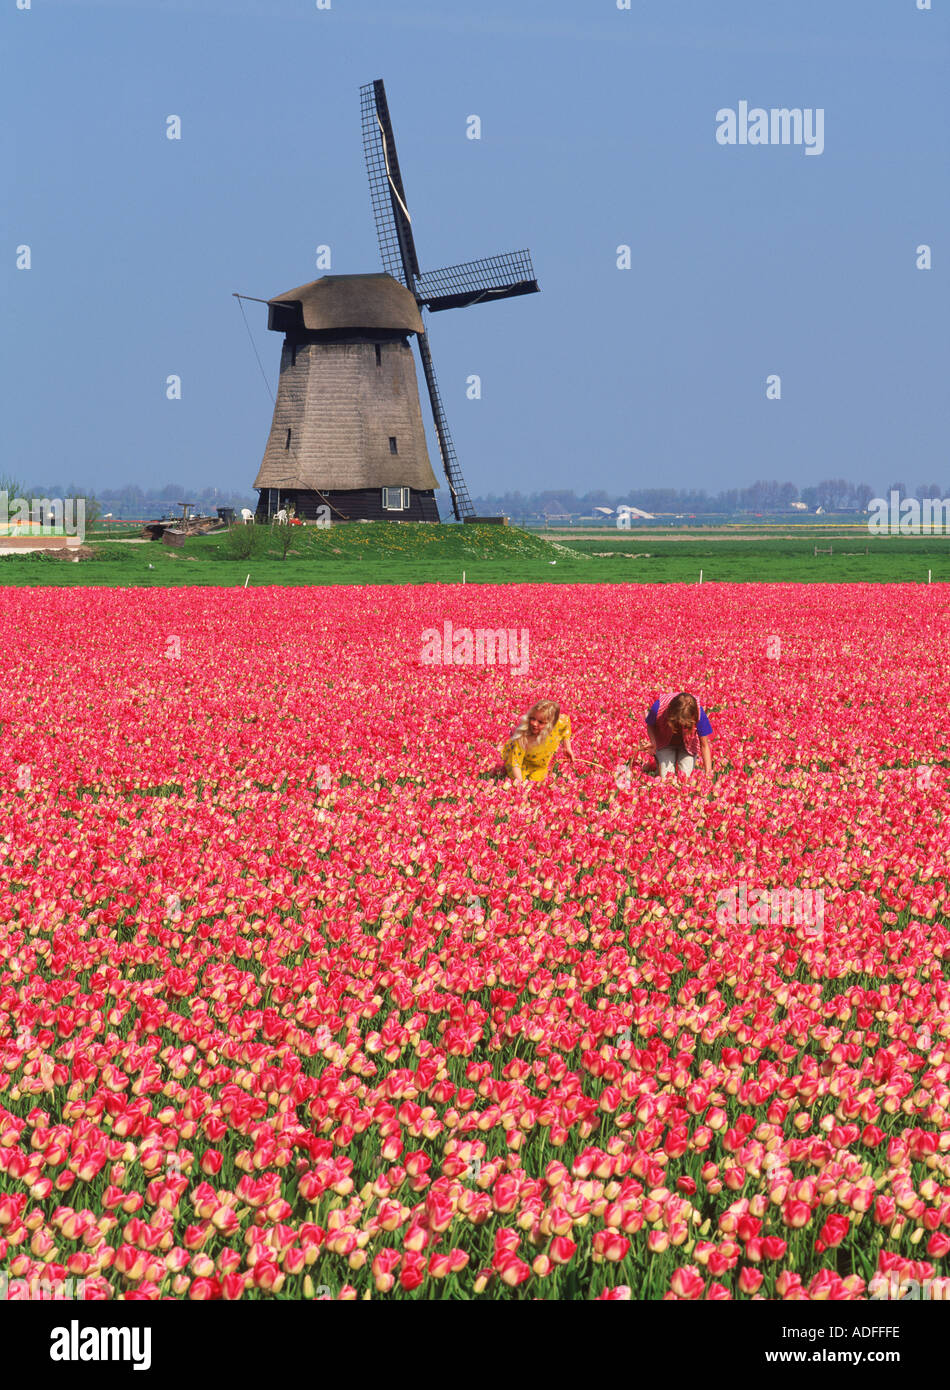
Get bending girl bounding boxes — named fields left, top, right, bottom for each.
left=645, top=691, right=712, bottom=779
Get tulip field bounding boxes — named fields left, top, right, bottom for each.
left=1, top=581, right=949, bottom=1302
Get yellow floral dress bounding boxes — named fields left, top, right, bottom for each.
left=503, top=715, right=571, bottom=782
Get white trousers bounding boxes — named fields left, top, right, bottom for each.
left=657, top=746, right=695, bottom=778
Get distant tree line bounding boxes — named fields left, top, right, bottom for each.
left=6, top=476, right=946, bottom=525
left=10, top=480, right=258, bottom=521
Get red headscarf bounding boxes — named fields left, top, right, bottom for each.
left=653, top=692, right=701, bottom=757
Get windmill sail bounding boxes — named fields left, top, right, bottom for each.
left=361, top=79, right=420, bottom=287
left=415, top=252, right=539, bottom=312
left=415, top=328, right=472, bottom=519
left=361, top=78, right=539, bottom=523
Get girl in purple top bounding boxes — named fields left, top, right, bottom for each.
left=645, top=692, right=713, bottom=779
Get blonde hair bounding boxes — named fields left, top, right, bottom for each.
left=506, top=699, right=560, bottom=749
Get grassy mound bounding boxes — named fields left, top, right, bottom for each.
left=0, top=523, right=591, bottom=587
left=215, top=521, right=586, bottom=565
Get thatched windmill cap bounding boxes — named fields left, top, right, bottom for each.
left=268, top=273, right=424, bottom=334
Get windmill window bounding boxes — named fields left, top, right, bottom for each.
left=285, top=428, right=292, bottom=450
left=389, top=436, right=398, bottom=455
left=291, top=344, right=297, bottom=366
left=382, top=487, right=410, bottom=511
left=375, top=344, right=382, bottom=367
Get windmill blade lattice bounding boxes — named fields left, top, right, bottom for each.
left=360, top=80, right=420, bottom=288
left=416, top=251, right=538, bottom=312
left=415, top=326, right=473, bottom=519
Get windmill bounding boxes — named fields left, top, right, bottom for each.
left=360, top=79, right=540, bottom=521
left=246, top=80, right=539, bottom=526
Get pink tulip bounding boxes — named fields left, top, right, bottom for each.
left=670, top=1265, right=705, bottom=1300
left=0, top=583, right=943, bottom=1302
left=496, top=1255, right=531, bottom=1287
left=549, top=1236, right=577, bottom=1265
left=738, top=1266, right=764, bottom=1295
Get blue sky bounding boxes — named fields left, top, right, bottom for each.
left=3, top=0, right=947, bottom=506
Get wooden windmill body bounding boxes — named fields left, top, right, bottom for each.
left=253, top=274, right=439, bottom=522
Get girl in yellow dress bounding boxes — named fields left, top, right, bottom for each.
left=500, top=700, right=574, bottom=784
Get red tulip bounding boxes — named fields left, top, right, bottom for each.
left=817, top=1213, right=850, bottom=1249
left=399, top=1254, right=425, bottom=1292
